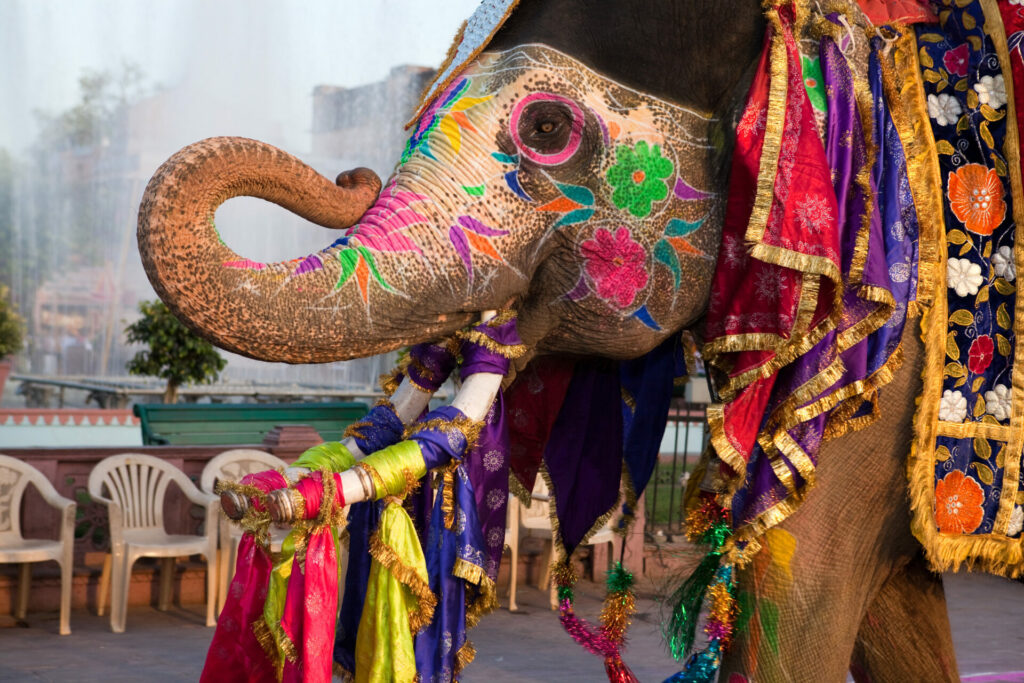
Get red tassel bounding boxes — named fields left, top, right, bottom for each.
left=604, top=655, right=640, bottom=683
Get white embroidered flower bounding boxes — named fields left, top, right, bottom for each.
left=939, top=389, right=968, bottom=422
left=991, top=245, right=1016, bottom=282
left=927, top=93, right=963, bottom=126
left=1008, top=506, right=1024, bottom=537
left=984, top=383, right=1012, bottom=421
left=947, top=257, right=984, bottom=297
left=974, top=74, right=1007, bottom=110
left=889, top=262, right=910, bottom=284
left=1011, top=0, right=1024, bottom=6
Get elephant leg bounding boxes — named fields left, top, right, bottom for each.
left=849, top=553, right=958, bottom=683
left=720, top=333, right=942, bottom=681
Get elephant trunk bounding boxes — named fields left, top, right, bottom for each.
left=138, top=136, right=479, bottom=363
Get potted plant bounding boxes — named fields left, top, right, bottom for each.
left=125, top=299, right=226, bottom=403
left=0, top=284, right=25, bottom=400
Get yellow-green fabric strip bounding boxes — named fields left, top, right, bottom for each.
left=361, top=441, right=427, bottom=499
left=263, top=529, right=298, bottom=676
left=293, top=440, right=356, bottom=473
left=355, top=502, right=431, bottom=683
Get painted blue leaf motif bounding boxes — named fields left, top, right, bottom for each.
left=491, top=152, right=519, bottom=164
left=654, top=240, right=681, bottom=289
left=632, top=305, right=661, bottom=331
left=664, top=217, right=704, bottom=238
left=504, top=170, right=532, bottom=201
left=554, top=208, right=595, bottom=227
left=555, top=183, right=594, bottom=206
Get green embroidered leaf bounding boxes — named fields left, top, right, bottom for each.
left=974, top=438, right=992, bottom=463
left=665, top=217, right=704, bottom=238
left=954, top=375, right=967, bottom=388
left=992, top=153, right=1008, bottom=177
left=946, top=331, right=960, bottom=361
left=462, top=184, right=486, bottom=196
left=356, top=246, right=393, bottom=291
left=556, top=183, right=595, bottom=206
left=335, top=249, right=358, bottom=290
left=922, top=69, right=941, bottom=84
left=981, top=104, right=1005, bottom=122
left=961, top=10, right=975, bottom=30
left=997, top=333, right=1012, bottom=356
left=971, top=461, right=994, bottom=486
left=944, top=362, right=966, bottom=378
left=996, top=446, right=1005, bottom=469
left=918, top=46, right=934, bottom=68
left=997, top=302, right=1011, bottom=329
left=980, top=120, right=994, bottom=149
left=955, top=79, right=969, bottom=93
left=956, top=113, right=970, bottom=131
left=967, top=34, right=982, bottom=52
left=935, top=445, right=952, bottom=462
left=973, top=395, right=986, bottom=419
left=654, top=240, right=681, bottom=289
left=994, top=278, right=1016, bottom=295
left=975, top=285, right=989, bottom=306
left=947, top=229, right=968, bottom=245
left=918, top=33, right=945, bottom=43
left=967, top=88, right=979, bottom=110
left=983, top=240, right=993, bottom=259
left=936, top=140, right=957, bottom=156
left=949, top=309, right=975, bottom=326
left=972, top=376, right=985, bottom=393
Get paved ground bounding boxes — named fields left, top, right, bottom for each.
left=0, top=573, right=1021, bottom=681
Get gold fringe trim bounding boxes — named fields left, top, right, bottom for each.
left=367, top=532, right=437, bottom=633
left=215, top=480, right=274, bottom=546
left=508, top=472, right=532, bottom=507
left=538, top=465, right=622, bottom=562
left=442, top=464, right=457, bottom=530
left=404, top=414, right=484, bottom=453
left=455, top=640, right=476, bottom=677
left=251, top=617, right=281, bottom=669
left=456, top=328, right=527, bottom=358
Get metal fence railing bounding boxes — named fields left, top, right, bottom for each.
left=644, top=399, right=710, bottom=540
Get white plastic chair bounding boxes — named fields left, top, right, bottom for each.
left=88, top=453, right=217, bottom=633
left=505, top=476, right=557, bottom=611
left=200, top=449, right=288, bottom=615
left=0, top=454, right=76, bottom=635
left=505, top=476, right=618, bottom=611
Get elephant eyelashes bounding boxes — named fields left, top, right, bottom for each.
left=509, top=92, right=585, bottom=165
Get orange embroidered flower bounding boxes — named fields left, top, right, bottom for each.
left=948, top=164, right=1006, bottom=236
left=934, top=470, right=985, bottom=534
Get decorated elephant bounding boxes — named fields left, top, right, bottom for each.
left=137, top=0, right=1024, bottom=681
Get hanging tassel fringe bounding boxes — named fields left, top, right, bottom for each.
left=662, top=499, right=739, bottom=683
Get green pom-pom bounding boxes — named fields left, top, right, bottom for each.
left=557, top=585, right=574, bottom=603
left=606, top=561, right=634, bottom=594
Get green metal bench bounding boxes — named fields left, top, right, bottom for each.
left=132, top=402, right=369, bottom=446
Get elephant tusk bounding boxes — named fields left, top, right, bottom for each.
left=330, top=310, right=506, bottom=507
left=264, top=309, right=504, bottom=514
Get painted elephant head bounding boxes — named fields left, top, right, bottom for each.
left=137, top=1, right=765, bottom=364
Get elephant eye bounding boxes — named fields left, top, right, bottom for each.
left=509, top=93, right=585, bottom=166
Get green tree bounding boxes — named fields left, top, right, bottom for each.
left=0, top=284, right=25, bottom=359
left=125, top=300, right=226, bottom=403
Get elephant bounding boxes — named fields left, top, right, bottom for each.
left=135, top=0, right=1013, bottom=681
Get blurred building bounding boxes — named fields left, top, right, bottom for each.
left=312, top=65, right=435, bottom=179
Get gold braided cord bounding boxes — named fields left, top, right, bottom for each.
left=367, top=532, right=437, bottom=632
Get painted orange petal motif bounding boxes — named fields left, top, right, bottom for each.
left=464, top=231, right=503, bottom=261
left=355, top=257, right=370, bottom=303
left=666, top=236, right=703, bottom=255
left=536, top=196, right=582, bottom=213
left=947, top=163, right=1005, bottom=236
left=934, top=470, right=985, bottom=534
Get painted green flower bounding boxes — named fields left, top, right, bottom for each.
left=606, top=141, right=674, bottom=218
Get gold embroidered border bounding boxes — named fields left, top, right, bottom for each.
left=456, top=328, right=527, bottom=359
left=538, top=464, right=622, bottom=562
left=404, top=414, right=484, bottom=452
left=906, top=0, right=1024, bottom=578
left=880, top=29, right=945, bottom=310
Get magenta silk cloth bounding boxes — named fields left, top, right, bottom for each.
left=201, top=470, right=288, bottom=683
left=281, top=473, right=344, bottom=683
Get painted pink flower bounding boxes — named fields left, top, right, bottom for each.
left=580, top=226, right=649, bottom=308
left=943, top=43, right=970, bottom=78
left=344, top=180, right=429, bottom=254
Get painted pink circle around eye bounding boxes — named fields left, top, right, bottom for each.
left=509, top=92, right=585, bottom=166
